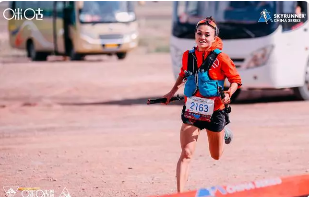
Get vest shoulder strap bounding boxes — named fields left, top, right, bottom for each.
left=187, top=48, right=222, bottom=74
left=187, top=48, right=198, bottom=74
left=200, top=48, right=221, bottom=71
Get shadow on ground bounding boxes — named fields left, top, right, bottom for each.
left=59, top=94, right=301, bottom=107
left=233, top=95, right=298, bottom=105
left=60, top=97, right=185, bottom=106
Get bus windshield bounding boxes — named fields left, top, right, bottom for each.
left=79, top=1, right=135, bottom=23
left=173, top=1, right=279, bottom=39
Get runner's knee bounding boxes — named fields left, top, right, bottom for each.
left=182, top=147, right=194, bottom=160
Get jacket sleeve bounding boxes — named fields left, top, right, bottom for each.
left=178, top=50, right=189, bottom=78
left=220, top=53, right=242, bottom=88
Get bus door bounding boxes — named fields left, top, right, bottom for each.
left=7, top=2, right=23, bottom=48
left=63, top=2, right=75, bottom=55
left=53, top=1, right=66, bottom=54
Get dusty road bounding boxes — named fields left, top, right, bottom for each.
left=0, top=52, right=309, bottom=197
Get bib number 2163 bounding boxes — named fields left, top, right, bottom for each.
left=190, top=102, right=209, bottom=112
left=185, top=97, right=214, bottom=116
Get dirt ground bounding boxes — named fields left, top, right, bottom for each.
left=1, top=2, right=309, bottom=197
left=1, top=51, right=309, bottom=197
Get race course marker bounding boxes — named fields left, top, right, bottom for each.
left=153, top=173, right=309, bottom=197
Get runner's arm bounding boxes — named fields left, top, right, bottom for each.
left=220, top=54, right=242, bottom=97
left=226, top=82, right=239, bottom=97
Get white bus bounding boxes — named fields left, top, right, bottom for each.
left=170, top=1, right=309, bottom=100
left=7, top=1, right=138, bottom=61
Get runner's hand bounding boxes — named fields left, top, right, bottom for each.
left=222, top=92, right=231, bottom=104
left=163, top=91, right=175, bottom=104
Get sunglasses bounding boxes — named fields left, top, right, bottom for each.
left=196, top=18, right=217, bottom=30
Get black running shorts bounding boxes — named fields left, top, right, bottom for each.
left=181, top=105, right=228, bottom=132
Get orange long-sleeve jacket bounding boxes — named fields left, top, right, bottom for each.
left=179, top=37, right=242, bottom=111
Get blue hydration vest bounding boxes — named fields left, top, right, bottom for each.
left=184, top=48, right=225, bottom=97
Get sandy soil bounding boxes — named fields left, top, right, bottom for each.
left=1, top=52, right=309, bottom=197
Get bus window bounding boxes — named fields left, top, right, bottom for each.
left=224, top=1, right=275, bottom=23
left=7, top=2, right=15, bottom=17
left=79, top=1, right=135, bottom=23
left=176, top=1, right=203, bottom=24
left=127, top=2, right=135, bottom=13
left=15, top=1, right=23, bottom=9
left=38, top=1, right=53, bottom=17
left=172, top=1, right=279, bottom=39
left=296, top=1, right=307, bottom=19
left=10, top=1, right=25, bottom=19
left=283, top=1, right=296, bottom=13
left=186, top=1, right=199, bottom=16
left=23, top=1, right=39, bottom=19
left=175, top=1, right=185, bottom=22
left=55, top=2, right=64, bottom=18
left=282, top=1, right=308, bottom=31
left=62, top=2, right=75, bottom=27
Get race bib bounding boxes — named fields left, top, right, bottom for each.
left=184, top=97, right=215, bottom=121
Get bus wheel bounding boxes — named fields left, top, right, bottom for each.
left=68, top=45, right=84, bottom=61
left=70, top=52, right=84, bottom=61
left=27, top=41, right=48, bottom=61
left=116, top=52, right=127, bottom=60
left=66, top=40, right=84, bottom=61
left=69, top=50, right=84, bottom=61
left=293, top=63, right=309, bottom=100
